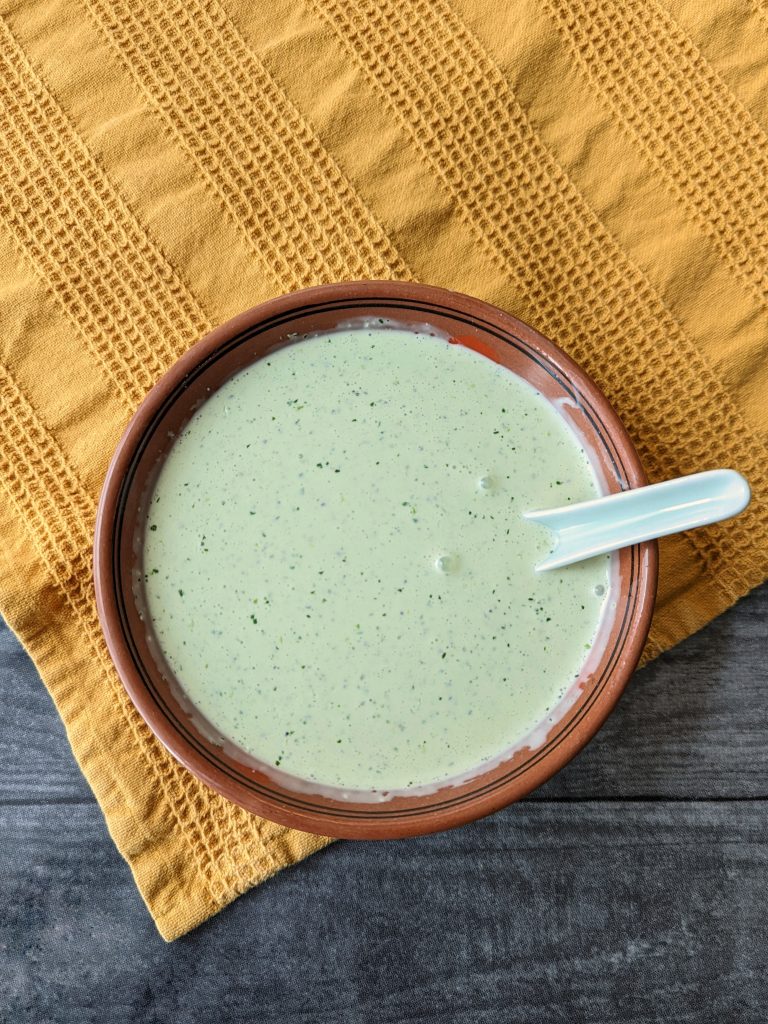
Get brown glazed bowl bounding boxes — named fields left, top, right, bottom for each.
left=94, top=281, right=657, bottom=839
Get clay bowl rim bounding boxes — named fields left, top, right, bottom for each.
left=93, top=280, right=658, bottom=840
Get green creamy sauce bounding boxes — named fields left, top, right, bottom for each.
left=143, top=328, right=610, bottom=793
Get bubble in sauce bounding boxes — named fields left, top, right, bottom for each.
left=435, top=553, right=460, bottom=574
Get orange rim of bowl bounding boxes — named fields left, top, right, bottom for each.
left=93, top=281, right=658, bottom=839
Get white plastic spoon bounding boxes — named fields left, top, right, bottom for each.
left=525, top=469, right=751, bottom=572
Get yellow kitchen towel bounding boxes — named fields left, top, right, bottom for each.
left=1, top=0, right=767, bottom=939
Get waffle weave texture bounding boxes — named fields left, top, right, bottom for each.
left=0, top=0, right=766, bottom=938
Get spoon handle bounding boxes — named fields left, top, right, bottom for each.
left=526, top=469, right=751, bottom=571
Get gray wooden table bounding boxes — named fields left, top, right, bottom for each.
left=2, top=586, right=767, bottom=1023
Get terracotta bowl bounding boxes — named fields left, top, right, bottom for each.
left=94, top=281, right=657, bottom=839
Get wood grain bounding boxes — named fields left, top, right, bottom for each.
left=3, top=584, right=767, bottom=804
left=0, top=620, right=90, bottom=804
left=1, top=800, right=766, bottom=1022
left=2, top=584, right=767, bottom=1021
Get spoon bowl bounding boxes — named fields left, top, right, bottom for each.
left=527, top=469, right=751, bottom=571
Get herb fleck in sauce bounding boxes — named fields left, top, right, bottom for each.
left=143, top=329, right=610, bottom=792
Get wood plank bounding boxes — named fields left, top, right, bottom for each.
left=0, top=618, right=90, bottom=803
left=541, top=579, right=768, bottom=798
left=2, top=581, right=767, bottom=803
left=1, top=800, right=765, bottom=1022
